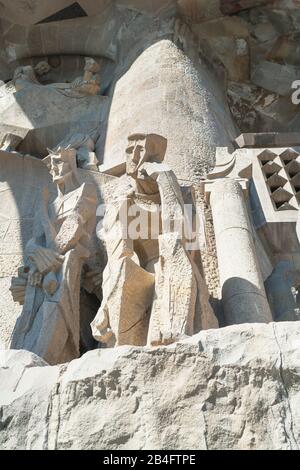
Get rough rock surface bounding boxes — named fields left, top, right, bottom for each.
left=1, top=321, right=300, bottom=450
left=98, top=39, right=237, bottom=182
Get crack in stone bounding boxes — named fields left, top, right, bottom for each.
left=201, top=409, right=209, bottom=450
left=45, top=364, right=67, bottom=450
left=272, top=323, right=299, bottom=450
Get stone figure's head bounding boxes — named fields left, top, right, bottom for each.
left=84, top=57, right=100, bottom=73
left=34, top=61, right=51, bottom=76
left=125, top=133, right=167, bottom=177
left=43, top=147, right=78, bottom=186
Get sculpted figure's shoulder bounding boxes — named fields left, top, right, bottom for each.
left=74, top=182, right=97, bottom=219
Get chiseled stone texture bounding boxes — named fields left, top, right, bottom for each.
left=1, top=322, right=300, bottom=450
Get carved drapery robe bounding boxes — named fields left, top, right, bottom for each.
left=91, top=166, right=218, bottom=348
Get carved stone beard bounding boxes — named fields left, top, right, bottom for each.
left=126, top=159, right=138, bottom=177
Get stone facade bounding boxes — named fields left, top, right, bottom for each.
left=0, top=0, right=300, bottom=450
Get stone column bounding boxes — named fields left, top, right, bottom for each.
left=210, top=178, right=272, bottom=325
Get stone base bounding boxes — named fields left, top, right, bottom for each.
left=1, top=322, right=299, bottom=450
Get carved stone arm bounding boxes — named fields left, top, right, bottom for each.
left=155, top=170, right=185, bottom=234
left=54, top=184, right=97, bottom=255
left=137, top=162, right=185, bottom=234
left=53, top=211, right=86, bottom=255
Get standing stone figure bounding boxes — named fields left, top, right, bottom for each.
left=91, top=133, right=217, bottom=347
left=10, top=147, right=97, bottom=364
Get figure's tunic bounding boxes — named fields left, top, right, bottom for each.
left=11, top=183, right=96, bottom=364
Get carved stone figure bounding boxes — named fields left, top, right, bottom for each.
left=67, top=57, right=101, bottom=97
left=10, top=147, right=97, bottom=364
left=80, top=57, right=101, bottom=93
left=12, top=57, right=100, bottom=97
left=91, top=133, right=217, bottom=347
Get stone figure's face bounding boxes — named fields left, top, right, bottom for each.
left=49, top=154, right=72, bottom=184
left=125, top=134, right=167, bottom=178
left=43, top=148, right=77, bottom=187
left=126, top=136, right=147, bottom=177
left=84, top=57, right=100, bottom=73
left=35, top=61, right=51, bottom=76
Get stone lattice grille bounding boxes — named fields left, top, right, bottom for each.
left=258, top=148, right=300, bottom=211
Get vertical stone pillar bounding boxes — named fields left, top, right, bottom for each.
left=210, top=178, right=272, bottom=325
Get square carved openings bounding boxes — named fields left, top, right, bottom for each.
left=258, top=148, right=300, bottom=211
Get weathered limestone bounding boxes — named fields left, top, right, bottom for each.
left=192, top=16, right=250, bottom=82
left=1, top=0, right=300, bottom=452
left=1, top=321, right=300, bottom=450
left=210, top=178, right=272, bottom=325
left=1, top=5, right=119, bottom=62
left=0, top=72, right=108, bottom=157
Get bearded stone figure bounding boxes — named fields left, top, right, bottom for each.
left=10, top=148, right=97, bottom=364
left=91, top=133, right=217, bottom=348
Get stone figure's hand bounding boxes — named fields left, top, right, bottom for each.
left=28, top=269, right=43, bottom=287
left=28, top=247, right=64, bottom=274
left=9, top=266, right=29, bottom=305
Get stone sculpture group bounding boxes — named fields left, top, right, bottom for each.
left=1, top=1, right=300, bottom=450
left=3, top=53, right=300, bottom=368
left=8, top=120, right=218, bottom=364
left=4, top=58, right=300, bottom=366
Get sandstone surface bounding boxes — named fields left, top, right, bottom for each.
left=1, top=322, right=299, bottom=450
